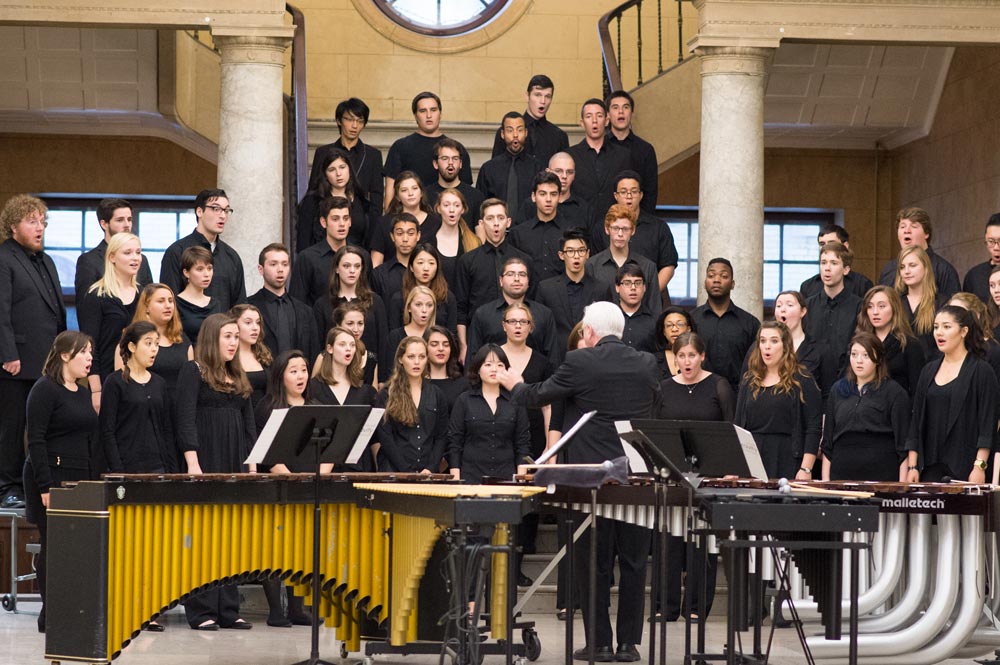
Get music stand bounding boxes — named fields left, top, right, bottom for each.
left=250, top=405, right=375, bottom=665
left=628, top=419, right=765, bottom=480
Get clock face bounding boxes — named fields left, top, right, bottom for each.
left=376, top=0, right=509, bottom=36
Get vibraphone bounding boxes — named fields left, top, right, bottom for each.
left=43, top=474, right=543, bottom=664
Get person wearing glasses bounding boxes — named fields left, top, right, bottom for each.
left=159, top=189, right=246, bottom=311
left=615, top=264, right=656, bottom=353
left=962, top=214, right=1000, bottom=305
left=591, top=171, right=677, bottom=305
left=465, top=257, right=558, bottom=366
left=0, top=195, right=67, bottom=511
left=585, top=204, right=660, bottom=315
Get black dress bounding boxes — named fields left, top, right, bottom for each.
left=657, top=374, right=735, bottom=422
left=151, top=337, right=192, bottom=392
left=100, top=371, right=176, bottom=473
left=430, top=376, right=469, bottom=413
left=176, top=296, right=223, bottom=346
left=312, top=294, right=388, bottom=379
left=308, top=379, right=378, bottom=470
left=734, top=373, right=823, bottom=480
left=824, top=378, right=910, bottom=481
left=76, top=290, right=138, bottom=380
left=375, top=382, right=449, bottom=473
left=246, top=368, right=267, bottom=409
left=22, top=377, right=99, bottom=619
left=518, top=350, right=553, bottom=459
left=446, top=386, right=530, bottom=484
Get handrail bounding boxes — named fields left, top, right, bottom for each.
left=286, top=2, right=308, bottom=248
left=599, top=0, right=691, bottom=94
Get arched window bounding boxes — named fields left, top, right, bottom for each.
left=374, top=0, right=509, bottom=37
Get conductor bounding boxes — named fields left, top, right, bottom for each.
left=499, top=301, right=660, bottom=662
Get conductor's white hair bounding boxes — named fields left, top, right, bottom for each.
left=582, top=301, right=624, bottom=339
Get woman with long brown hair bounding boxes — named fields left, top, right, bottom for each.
left=855, top=285, right=924, bottom=396
left=375, top=336, right=449, bottom=473
left=175, top=313, right=256, bottom=630
left=371, top=171, right=440, bottom=266
left=128, top=283, right=194, bottom=391
left=296, top=147, right=368, bottom=250
left=734, top=320, right=822, bottom=480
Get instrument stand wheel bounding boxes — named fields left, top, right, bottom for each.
left=521, top=627, right=541, bottom=661
left=974, top=648, right=1000, bottom=664
left=339, top=643, right=349, bottom=659
left=1, top=594, right=13, bottom=612
left=361, top=657, right=374, bottom=665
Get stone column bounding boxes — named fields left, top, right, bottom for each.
left=696, top=46, right=771, bottom=319
left=214, top=34, right=291, bottom=295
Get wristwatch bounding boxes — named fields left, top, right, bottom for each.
left=974, top=458, right=988, bottom=471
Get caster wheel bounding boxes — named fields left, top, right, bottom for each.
left=340, top=643, right=349, bottom=659
left=522, top=627, right=541, bottom=661
left=363, top=657, right=374, bottom=665
left=1, top=594, right=13, bottom=612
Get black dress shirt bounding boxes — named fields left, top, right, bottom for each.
left=446, top=386, right=531, bottom=483
left=692, top=301, right=761, bottom=393
left=962, top=260, right=996, bottom=304
left=295, top=193, right=369, bottom=252
left=491, top=112, right=569, bottom=167
left=734, top=371, right=823, bottom=460
left=509, top=213, right=583, bottom=284
left=371, top=256, right=407, bottom=300
left=159, top=230, right=246, bottom=311
left=74, top=239, right=153, bottom=298
left=289, top=240, right=372, bottom=307
left=566, top=139, right=632, bottom=228
left=591, top=210, right=679, bottom=275
left=375, top=381, right=450, bottom=472
left=517, top=194, right=590, bottom=231
left=309, top=138, right=384, bottom=224
left=466, top=298, right=558, bottom=365
left=585, top=250, right=661, bottom=315
left=804, top=288, right=863, bottom=394
left=76, top=290, right=139, bottom=380
left=454, top=240, right=530, bottom=325
left=475, top=151, right=542, bottom=224
left=535, top=273, right=613, bottom=359
left=369, top=213, right=441, bottom=259
left=799, top=270, right=873, bottom=301
left=247, top=288, right=319, bottom=361
left=607, top=130, right=658, bottom=214
left=878, top=246, right=961, bottom=300
left=100, top=371, right=175, bottom=473
left=824, top=378, right=910, bottom=463
left=511, top=335, right=659, bottom=464
left=384, top=133, right=472, bottom=187
left=620, top=305, right=656, bottom=353
left=426, top=181, right=484, bottom=223
left=26, top=377, right=99, bottom=492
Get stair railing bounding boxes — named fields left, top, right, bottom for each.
left=599, top=0, right=692, bottom=95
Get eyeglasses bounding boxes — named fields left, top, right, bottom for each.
left=663, top=321, right=688, bottom=329
left=21, top=216, right=48, bottom=229
left=560, top=248, right=588, bottom=257
left=609, top=225, right=632, bottom=235
left=204, top=204, right=234, bottom=215
left=616, top=189, right=641, bottom=198
left=986, top=238, right=1000, bottom=248
left=619, top=279, right=645, bottom=288
left=504, top=319, right=530, bottom=326
left=502, top=270, right=528, bottom=278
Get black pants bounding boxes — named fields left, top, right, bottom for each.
left=663, top=535, right=718, bottom=619
left=0, top=379, right=31, bottom=497
left=184, top=586, right=241, bottom=628
left=577, top=517, right=651, bottom=648
left=22, top=462, right=47, bottom=604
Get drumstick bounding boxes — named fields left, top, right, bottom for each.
left=788, top=482, right=874, bottom=499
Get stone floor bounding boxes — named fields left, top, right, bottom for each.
left=0, top=599, right=982, bottom=665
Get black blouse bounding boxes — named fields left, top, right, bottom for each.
left=734, top=372, right=823, bottom=458
left=823, top=378, right=910, bottom=461
left=656, top=373, right=734, bottom=422
left=446, top=386, right=531, bottom=484
left=151, top=337, right=192, bottom=392
left=26, top=377, right=99, bottom=492
left=430, top=376, right=469, bottom=412
left=312, top=294, right=388, bottom=376
left=375, top=381, right=449, bottom=473
left=308, top=378, right=377, bottom=408
left=176, top=296, right=223, bottom=347
left=880, top=333, right=924, bottom=397
left=77, top=290, right=138, bottom=380
left=100, top=371, right=176, bottom=473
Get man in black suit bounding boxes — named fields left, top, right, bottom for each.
left=248, top=243, right=318, bottom=362
left=499, top=301, right=659, bottom=662
left=73, top=197, right=153, bottom=298
left=567, top=98, right=632, bottom=231
left=477, top=112, right=542, bottom=224
left=535, top=229, right=612, bottom=361
left=309, top=98, right=384, bottom=223
left=0, top=195, right=67, bottom=509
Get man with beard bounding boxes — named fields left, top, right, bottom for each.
left=249, top=243, right=317, bottom=361
left=691, top=258, right=760, bottom=393
left=477, top=112, right=541, bottom=225
left=425, top=138, right=483, bottom=221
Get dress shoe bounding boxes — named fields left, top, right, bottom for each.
left=517, top=572, right=534, bottom=587
left=556, top=609, right=567, bottom=621
left=144, top=621, right=165, bottom=632
left=266, top=616, right=292, bottom=627
left=1, top=494, right=25, bottom=509
left=616, top=644, right=641, bottom=662
left=220, top=619, right=252, bottom=629
left=573, top=646, right=615, bottom=662
left=192, top=621, right=219, bottom=631
left=287, top=613, right=313, bottom=626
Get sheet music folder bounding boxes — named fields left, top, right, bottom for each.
left=245, top=405, right=381, bottom=468
left=622, top=419, right=767, bottom=484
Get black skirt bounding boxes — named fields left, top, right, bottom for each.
left=828, top=431, right=899, bottom=482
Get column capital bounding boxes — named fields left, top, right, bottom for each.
left=696, top=46, right=773, bottom=77
left=213, top=34, right=291, bottom=66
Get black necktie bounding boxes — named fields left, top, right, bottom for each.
left=506, top=155, right=519, bottom=210
left=274, top=296, right=294, bottom=353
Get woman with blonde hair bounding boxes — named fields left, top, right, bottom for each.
left=435, top=188, right=481, bottom=287
left=375, top=336, right=448, bottom=473
left=894, top=245, right=943, bottom=356
left=855, top=285, right=924, bottom=396
left=735, top=320, right=823, bottom=480
left=78, top=232, right=142, bottom=409
left=380, top=285, right=437, bottom=384
left=127, top=283, right=194, bottom=391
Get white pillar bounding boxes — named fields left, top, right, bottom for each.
left=696, top=46, right=771, bottom=319
left=214, top=34, right=291, bottom=295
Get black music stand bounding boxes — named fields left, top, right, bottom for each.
left=253, top=405, right=375, bottom=665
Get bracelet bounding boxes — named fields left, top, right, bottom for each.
left=799, top=466, right=811, bottom=474
left=907, top=465, right=918, bottom=471
left=92, top=389, right=101, bottom=393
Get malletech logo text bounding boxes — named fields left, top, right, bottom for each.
left=882, top=497, right=945, bottom=510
